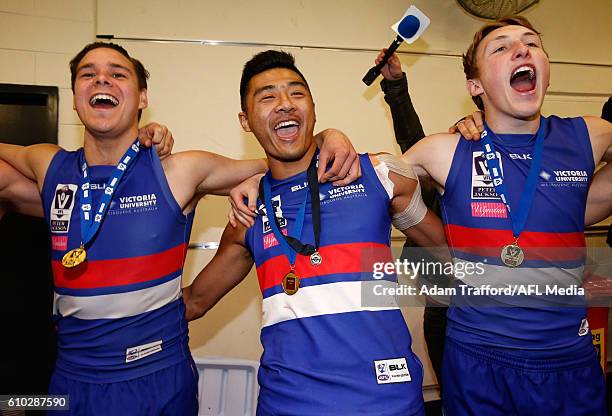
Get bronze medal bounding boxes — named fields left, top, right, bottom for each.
left=501, top=243, right=524, bottom=267
left=282, top=271, right=300, bottom=295
left=310, top=251, right=322, bottom=266
left=62, top=246, right=87, bottom=268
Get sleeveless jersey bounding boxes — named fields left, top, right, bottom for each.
left=41, top=146, right=194, bottom=383
left=440, top=115, right=594, bottom=356
left=246, top=154, right=424, bottom=416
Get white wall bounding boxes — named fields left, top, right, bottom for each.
left=1, top=0, right=610, bottom=398
left=0, top=0, right=96, bottom=149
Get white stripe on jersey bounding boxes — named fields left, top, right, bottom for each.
left=53, top=275, right=182, bottom=320
left=262, top=281, right=400, bottom=328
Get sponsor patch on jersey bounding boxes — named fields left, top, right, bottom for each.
left=321, top=183, right=367, bottom=205
left=51, top=235, right=68, bottom=251
left=471, top=202, right=508, bottom=218
left=471, top=151, right=503, bottom=200
left=125, top=340, right=163, bottom=363
left=374, top=358, right=411, bottom=384
left=539, top=168, right=589, bottom=189
left=50, top=184, right=78, bottom=233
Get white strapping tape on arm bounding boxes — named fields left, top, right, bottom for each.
left=374, top=153, right=428, bottom=231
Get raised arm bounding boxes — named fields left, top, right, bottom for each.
left=183, top=222, right=254, bottom=321
left=0, top=159, right=43, bottom=217
left=377, top=50, right=425, bottom=153
left=0, top=143, right=60, bottom=190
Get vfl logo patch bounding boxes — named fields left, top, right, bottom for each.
left=373, top=358, right=411, bottom=384
left=471, top=202, right=508, bottom=218
left=50, top=184, right=78, bottom=233
left=125, top=340, right=163, bottom=363
left=471, top=151, right=503, bottom=200
left=260, top=195, right=286, bottom=234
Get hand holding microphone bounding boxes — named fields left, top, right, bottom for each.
left=362, top=5, right=430, bottom=86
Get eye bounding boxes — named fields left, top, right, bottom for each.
left=112, top=73, right=126, bottom=79
left=291, top=91, right=305, bottom=97
left=80, top=72, right=94, bottom=78
left=260, top=95, right=275, bottom=102
left=527, top=42, right=539, bottom=47
left=493, top=46, right=506, bottom=53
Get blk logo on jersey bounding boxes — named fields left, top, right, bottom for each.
left=374, top=358, right=411, bottom=384
left=50, top=184, right=78, bottom=233
left=471, top=151, right=503, bottom=200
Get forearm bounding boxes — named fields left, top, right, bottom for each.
left=402, top=209, right=448, bottom=248
left=381, top=74, right=425, bottom=153
left=184, top=225, right=254, bottom=321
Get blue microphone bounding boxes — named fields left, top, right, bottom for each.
left=362, top=6, right=430, bottom=86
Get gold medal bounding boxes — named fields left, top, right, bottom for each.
left=282, top=270, right=300, bottom=295
left=501, top=241, right=524, bottom=267
left=310, top=251, right=322, bottom=266
left=62, top=245, right=87, bottom=268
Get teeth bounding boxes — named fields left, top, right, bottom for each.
left=274, top=120, right=299, bottom=130
left=90, top=93, right=119, bottom=106
left=512, top=66, right=535, bottom=79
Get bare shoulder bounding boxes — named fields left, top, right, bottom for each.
left=400, top=133, right=460, bottom=165
left=582, top=116, right=612, bottom=163
left=399, top=132, right=459, bottom=189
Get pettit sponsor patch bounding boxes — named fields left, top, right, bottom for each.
left=471, top=151, right=503, bottom=200
left=373, top=358, right=411, bottom=384
left=50, top=184, right=78, bottom=233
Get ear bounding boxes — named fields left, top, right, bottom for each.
left=238, top=112, right=251, bottom=132
left=139, top=89, right=148, bottom=109
left=466, top=79, right=483, bottom=98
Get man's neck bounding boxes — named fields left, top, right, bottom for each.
left=83, top=128, right=138, bottom=166
left=485, top=109, right=541, bottom=135
left=268, top=143, right=317, bottom=180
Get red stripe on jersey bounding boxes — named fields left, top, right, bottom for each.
left=52, top=243, right=188, bottom=289
left=256, top=242, right=390, bottom=291
left=445, top=224, right=586, bottom=260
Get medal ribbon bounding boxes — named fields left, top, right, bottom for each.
left=479, top=116, right=547, bottom=239
left=79, top=139, right=140, bottom=246
left=260, top=151, right=321, bottom=266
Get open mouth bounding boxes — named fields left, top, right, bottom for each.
left=89, top=93, right=119, bottom=109
left=274, top=120, right=300, bottom=138
left=510, top=65, right=536, bottom=93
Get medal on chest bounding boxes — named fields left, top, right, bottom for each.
left=62, top=140, right=140, bottom=268
left=261, top=151, right=322, bottom=295
left=479, top=118, right=547, bottom=268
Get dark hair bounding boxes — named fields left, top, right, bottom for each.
left=463, top=16, right=541, bottom=110
left=240, top=50, right=310, bottom=111
left=69, top=42, right=149, bottom=119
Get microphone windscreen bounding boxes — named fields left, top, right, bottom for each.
left=391, top=5, right=431, bottom=44
left=397, top=15, right=420, bottom=39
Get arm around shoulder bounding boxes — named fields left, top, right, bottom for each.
left=0, top=143, right=60, bottom=189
